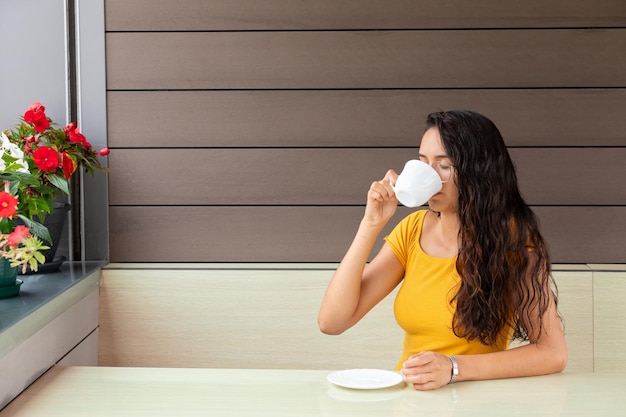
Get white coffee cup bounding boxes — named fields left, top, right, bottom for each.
left=392, top=160, right=443, bottom=208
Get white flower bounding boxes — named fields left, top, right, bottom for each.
left=1, top=133, right=24, bottom=158
left=0, top=132, right=30, bottom=173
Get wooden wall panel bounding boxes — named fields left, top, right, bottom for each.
left=536, top=208, right=626, bottom=264
left=104, top=0, right=626, bottom=263
left=108, top=206, right=408, bottom=262
left=512, top=148, right=626, bottom=205
left=105, top=30, right=626, bottom=90
left=109, top=206, right=626, bottom=263
left=107, top=89, right=626, bottom=148
left=108, top=148, right=626, bottom=206
left=105, top=0, right=626, bottom=31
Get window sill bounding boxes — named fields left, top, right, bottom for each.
left=0, top=261, right=103, bottom=356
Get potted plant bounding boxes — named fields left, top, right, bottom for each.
left=0, top=102, right=109, bottom=288
left=0, top=172, right=51, bottom=298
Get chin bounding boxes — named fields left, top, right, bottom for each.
left=426, top=197, right=440, bottom=210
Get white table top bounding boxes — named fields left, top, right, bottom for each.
left=3, top=366, right=626, bottom=416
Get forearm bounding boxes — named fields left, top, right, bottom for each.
left=401, top=340, right=567, bottom=391
left=456, top=285, right=568, bottom=382
left=318, top=220, right=384, bottom=334
left=319, top=172, right=401, bottom=335
left=455, top=341, right=568, bottom=382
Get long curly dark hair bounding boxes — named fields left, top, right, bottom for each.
left=425, top=110, right=557, bottom=345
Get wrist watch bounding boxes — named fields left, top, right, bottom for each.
left=448, top=356, right=458, bottom=384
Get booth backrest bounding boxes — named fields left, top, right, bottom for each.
left=99, top=264, right=626, bottom=372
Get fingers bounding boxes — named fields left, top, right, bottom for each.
left=368, top=180, right=394, bottom=203
left=400, top=352, right=452, bottom=391
left=368, top=169, right=399, bottom=202
left=402, top=351, right=436, bottom=368
left=363, top=170, right=400, bottom=226
left=383, top=169, right=399, bottom=187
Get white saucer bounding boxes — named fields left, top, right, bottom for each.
left=327, top=369, right=403, bottom=390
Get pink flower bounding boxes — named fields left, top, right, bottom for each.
left=98, top=148, right=110, bottom=156
left=7, top=225, right=30, bottom=246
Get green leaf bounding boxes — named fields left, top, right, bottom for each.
left=29, top=258, right=40, bottom=272
left=0, top=171, right=40, bottom=186
left=0, top=217, right=12, bottom=234
left=46, top=174, right=71, bottom=195
left=17, top=214, right=52, bottom=243
left=34, top=251, right=47, bottom=263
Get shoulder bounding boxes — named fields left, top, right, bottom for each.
left=385, top=210, right=429, bottom=268
left=386, top=210, right=429, bottom=247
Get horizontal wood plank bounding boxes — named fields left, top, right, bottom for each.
left=105, top=30, right=626, bottom=90
left=108, top=148, right=626, bottom=206
left=107, top=89, right=626, bottom=148
left=105, top=0, right=626, bottom=31
left=108, top=206, right=626, bottom=263
left=108, top=206, right=410, bottom=263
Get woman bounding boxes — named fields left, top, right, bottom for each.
left=318, top=110, right=567, bottom=390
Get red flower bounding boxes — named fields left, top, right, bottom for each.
left=33, top=146, right=60, bottom=172
left=23, top=102, right=50, bottom=133
left=7, top=225, right=30, bottom=246
left=64, top=122, right=76, bottom=133
left=98, top=148, right=110, bottom=156
left=62, top=152, right=77, bottom=179
left=65, top=122, right=88, bottom=146
left=0, top=192, right=19, bottom=218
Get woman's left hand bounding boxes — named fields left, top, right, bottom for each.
left=400, top=351, right=454, bottom=390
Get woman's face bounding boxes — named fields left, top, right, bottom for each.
left=418, top=128, right=459, bottom=215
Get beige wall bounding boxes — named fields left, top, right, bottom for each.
left=104, top=0, right=626, bottom=263
left=98, top=264, right=595, bottom=372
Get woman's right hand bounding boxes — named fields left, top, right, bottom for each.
left=363, top=169, right=399, bottom=228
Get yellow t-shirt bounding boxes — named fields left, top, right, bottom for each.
left=385, top=210, right=512, bottom=370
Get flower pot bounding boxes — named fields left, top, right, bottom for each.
left=38, top=202, right=70, bottom=263
left=0, top=258, right=21, bottom=299
left=18, top=203, right=70, bottom=275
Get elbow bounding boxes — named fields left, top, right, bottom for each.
left=544, top=344, right=568, bottom=374
left=317, top=315, right=345, bottom=336
left=553, top=338, right=569, bottom=373
left=553, top=349, right=568, bottom=373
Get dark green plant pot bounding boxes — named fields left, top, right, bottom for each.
left=0, top=258, right=21, bottom=299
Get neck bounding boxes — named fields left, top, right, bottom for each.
left=436, top=211, right=460, bottom=248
